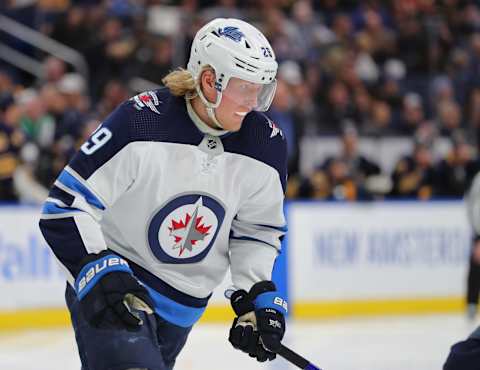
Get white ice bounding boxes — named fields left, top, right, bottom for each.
left=0, top=314, right=475, bottom=370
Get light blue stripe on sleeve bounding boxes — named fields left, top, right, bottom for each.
left=144, top=285, right=206, bottom=328
left=42, top=201, right=81, bottom=215
left=58, top=170, right=105, bottom=210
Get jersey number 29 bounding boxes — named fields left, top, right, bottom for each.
left=81, top=127, right=112, bottom=155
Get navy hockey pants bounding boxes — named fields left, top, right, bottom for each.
left=65, top=284, right=192, bottom=370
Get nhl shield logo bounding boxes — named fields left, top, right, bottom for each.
left=147, top=193, right=225, bottom=263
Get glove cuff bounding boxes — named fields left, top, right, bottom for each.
left=254, top=291, right=288, bottom=316
left=248, top=280, right=277, bottom=300
left=74, top=253, right=132, bottom=300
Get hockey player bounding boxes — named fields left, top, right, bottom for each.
left=465, top=170, right=480, bottom=320
left=39, top=18, right=288, bottom=370
left=444, top=326, right=480, bottom=370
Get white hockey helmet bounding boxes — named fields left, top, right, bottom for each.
left=187, top=18, right=278, bottom=118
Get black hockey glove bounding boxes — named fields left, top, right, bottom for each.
left=74, top=250, right=154, bottom=331
left=229, top=281, right=287, bottom=362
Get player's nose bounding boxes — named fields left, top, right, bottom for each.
left=243, top=94, right=258, bottom=110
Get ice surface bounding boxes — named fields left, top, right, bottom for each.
left=0, top=314, right=475, bottom=370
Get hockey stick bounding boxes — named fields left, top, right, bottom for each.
left=278, top=344, right=322, bottom=370
left=224, top=289, right=321, bottom=369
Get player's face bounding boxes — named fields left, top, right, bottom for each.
left=215, top=78, right=262, bottom=131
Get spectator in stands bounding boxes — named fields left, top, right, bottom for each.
left=467, top=87, right=480, bottom=134
left=269, top=72, right=301, bottom=176
left=322, top=157, right=363, bottom=201
left=434, top=130, right=477, bottom=197
left=290, top=0, right=337, bottom=62
left=362, top=99, right=393, bottom=135
left=447, top=48, right=471, bottom=107
left=17, top=89, right=55, bottom=150
left=322, top=124, right=382, bottom=200
left=338, top=124, right=381, bottom=182
left=354, top=8, right=396, bottom=67
left=397, top=92, right=426, bottom=135
left=436, top=100, right=464, bottom=137
left=137, top=37, right=174, bottom=85
left=330, top=13, right=354, bottom=47
left=351, top=86, right=372, bottom=129
left=50, top=6, right=92, bottom=54
left=55, top=73, right=90, bottom=139
left=466, top=33, right=480, bottom=88
left=378, top=59, right=406, bottom=115
left=395, top=9, right=429, bottom=76
left=353, top=33, right=380, bottom=88
left=295, top=62, right=324, bottom=135
left=296, top=165, right=333, bottom=200
left=263, top=7, right=305, bottom=62
left=85, top=16, right=137, bottom=99
left=390, top=138, right=435, bottom=199
left=0, top=95, right=23, bottom=201
left=40, top=84, right=67, bottom=128
left=299, top=124, right=382, bottom=201
left=0, top=70, right=15, bottom=107
left=299, top=168, right=331, bottom=199
left=430, top=75, right=456, bottom=110
left=320, top=80, right=356, bottom=133
left=37, top=56, right=67, bottom=88
left=15, top=89, right=56, bottom=187
left=95, top=79, right=130, bottom=120
left=5, top=1, right=480, bottom=201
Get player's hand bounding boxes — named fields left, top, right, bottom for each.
left=74, top=250, right=154, bottom=331
left=228, top=281, right=287, bottom=362
left=229, top=289, right=275, bottom=362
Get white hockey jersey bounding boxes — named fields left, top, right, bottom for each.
left=39, top=88, right=287, bottom=327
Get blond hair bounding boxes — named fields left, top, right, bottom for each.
left=162, top=66, right=214, bottom=98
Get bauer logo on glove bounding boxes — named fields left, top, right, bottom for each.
left=76, top=256, right=130, bottom=296
left=74, top=251, right=154, bottom=331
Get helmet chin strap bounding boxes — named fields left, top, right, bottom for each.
left=196, top=85, right=225, bottom=130
left=206, top=106, right=224, bottom=129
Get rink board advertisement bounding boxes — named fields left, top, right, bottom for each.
left=289, top=201, right=471, bottom=313
left=0, top=201, right=472, bottom=327
left=0, top=205, right=66, bottom=310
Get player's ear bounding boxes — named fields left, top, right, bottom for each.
left=200, top=69, right=217, bottom=103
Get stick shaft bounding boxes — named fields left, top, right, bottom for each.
left=278, top=344, right=322, bottom=370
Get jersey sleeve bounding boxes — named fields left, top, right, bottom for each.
left=39, top=100, right=142, bottom=280
left=229, top=131, right=287, bottom=292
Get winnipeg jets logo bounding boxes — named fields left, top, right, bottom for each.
left=267, top=118, right=283, bottom=138
left=168, top=198, right=212, bottom=256
left=218, top=26, right=245, bottom=42
left=131, top=91, right=162, bottom=114
left=147, top=194, right=226, bottom=264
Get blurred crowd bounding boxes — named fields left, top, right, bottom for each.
left=2, top=0, right=480, bottom=202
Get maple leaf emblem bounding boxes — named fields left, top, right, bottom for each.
left=139, top=94, right=152, bottom=103
left=168, top=198, right=212, bottom=256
